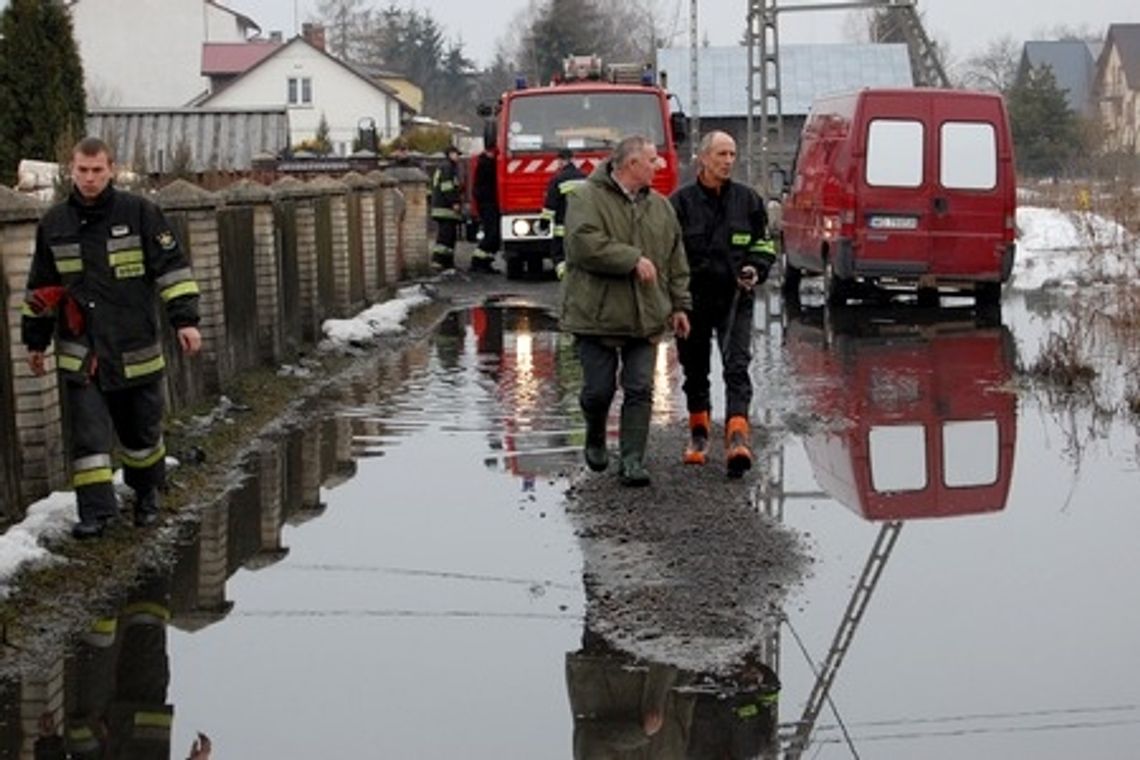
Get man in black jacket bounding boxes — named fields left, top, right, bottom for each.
left=470, top=145, right=499, bottom=273
left=669, top=131, right=775, bottom=478
left=542, top=147, right=586, bottom=280
left=22, top=137, right=202, bottom=538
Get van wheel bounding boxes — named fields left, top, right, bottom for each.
left=824, top=261, right=848, bottom=306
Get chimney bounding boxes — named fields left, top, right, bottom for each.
left=301, top=22, right=326, bottom=52
left=269, top=30, right=283, bottom=43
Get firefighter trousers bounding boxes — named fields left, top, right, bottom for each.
left=677, top=290, right=755, bottom=419
left=66, top=378, right=166, bottom=523
left=432, top=217, right=459, bottom=268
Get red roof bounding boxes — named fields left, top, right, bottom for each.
left=202, top=42, right=282, bottom=76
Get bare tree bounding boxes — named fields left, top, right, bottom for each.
left=957, top=35, right=1020, bottom=93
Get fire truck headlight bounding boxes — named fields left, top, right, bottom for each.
left=512, top=219, right=532, bottom=237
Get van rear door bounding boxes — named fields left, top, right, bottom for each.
left=855, top=93, right=932, bottom=276
left=929, top=95, right=1007, bottom=278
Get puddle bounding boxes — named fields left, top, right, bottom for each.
left=2, top=292, right=1138, bottom=757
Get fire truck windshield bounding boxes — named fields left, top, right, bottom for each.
left=505, top=91, right=665, bottom=153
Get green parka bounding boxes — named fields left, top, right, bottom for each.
left=560, top=161, right=690, bottom=339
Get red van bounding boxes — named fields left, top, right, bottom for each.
left=780, top=88, right=1017, bottom=307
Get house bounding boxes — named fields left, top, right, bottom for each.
left=1017, top=40, right=1100, bottom=117
left=1093, top=24, right=1140, bottom=154
left=68, top=0, right=260, bottom=107
left=657, top=44, right=913, bottom=176
left=198, top=26, right=406, bottom=156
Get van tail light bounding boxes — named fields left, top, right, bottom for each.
left=1003, top=213, right=1016, bottom=243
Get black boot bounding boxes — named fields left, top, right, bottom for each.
left=71, top=519, right=107, bottom=540
left=583, top=410, right=609, bottom=472
left=134, top=489, right=160, bottom=527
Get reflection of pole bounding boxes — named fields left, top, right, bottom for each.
left=785, top=520, right=904, bottom=758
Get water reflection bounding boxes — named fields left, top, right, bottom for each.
left=566, top=629, right=781, bottom=759
left=783, top=304, right=1018, bottom=521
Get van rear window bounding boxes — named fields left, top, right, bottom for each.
left=940, top=122, right=997, bottom=190
left=866, top=120, right=924, bottom=188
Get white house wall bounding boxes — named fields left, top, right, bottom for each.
left=71, top=0, right=249, bottom=107
left=205, top=43, right=401, bottom=154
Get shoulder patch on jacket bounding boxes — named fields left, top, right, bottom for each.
left=156, top=230, right=177, bottom=250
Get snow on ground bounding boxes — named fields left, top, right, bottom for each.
left=2, top=210, right=1136, bottom=596
left=1013, top=206, right=1137, bottom=290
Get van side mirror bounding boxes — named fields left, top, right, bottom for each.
left=768, top=166, right=788, bottom=195
left=476, top=103, right=493, bottom=118
left=670, top=111, right=688, bottom=147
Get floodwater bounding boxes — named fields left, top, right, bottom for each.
left=5, top=289, right=1140, bottom=758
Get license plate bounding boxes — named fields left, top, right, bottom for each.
left=868, top=215, right=919, bottom=230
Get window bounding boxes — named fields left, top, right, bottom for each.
left=942, top=420, right=999, bottom=487
left=287, top=76, right=312, bottom=106
left=940, top=122, right=997, bottom=190
left=505, top=92, right=665, bottom=153
left=866, top=119, right=924, bottom=188
left=869, top=424, right=927, bottom=493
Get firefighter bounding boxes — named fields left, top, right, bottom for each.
left=470, top=145, right=499, bottom=273
left=430, top=144, right=464, bottom=271
left=21, top=137, right=202, bottom=539
left=669, top=130, right=775, bottom=478
left=542, top=147, right=586, bottom=280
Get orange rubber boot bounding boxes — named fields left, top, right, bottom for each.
left=725, top=415, right=753, bottom=478
left=683, top=411, right=711, bottom=465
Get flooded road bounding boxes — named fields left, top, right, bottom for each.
left=4, top=287, right=1140, bottom=758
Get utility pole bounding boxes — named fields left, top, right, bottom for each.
left=689, top=0, right=700, bottom=154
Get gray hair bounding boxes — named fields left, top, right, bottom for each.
left=611, top=134, right=651, bottom=169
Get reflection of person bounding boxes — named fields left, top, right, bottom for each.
left=669, top=131, right=775, bottom=477
left=430, top=144, right=463, bottom=271
left=21, top=137, right=202, bottom=538
left=683, top=654, right=781, bottom=759
left=561, top=135, right=691, bottom=487
left=471, top=145, right=499, bottom=273
left=541, top=147, right=586, bottom=280
left=33, top=569, right=176, bottom=758
left=566, top=632, right=694, bottom=759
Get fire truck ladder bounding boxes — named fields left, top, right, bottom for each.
left=745, top=0, right=948, bottom=192
left=781, top=520, right=905, bottom=758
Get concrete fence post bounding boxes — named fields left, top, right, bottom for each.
left=342, top=172, right=381, bottom=304
left=307, top=176, right=352, bottom=319
left=156, top=180, right=223, bottom=399
left=386, top=165, right=430, bottom=278
left=0, top=189, right=66, bottom=512
left=377, top=171, right=405, bottom=284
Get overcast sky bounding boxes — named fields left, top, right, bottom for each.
left=225, top=0, right=1135, bottom=67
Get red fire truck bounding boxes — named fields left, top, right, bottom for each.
left=476, top=55, right=688, bottom=279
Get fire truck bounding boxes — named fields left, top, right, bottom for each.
left=476, top=55, right=688, bottom=279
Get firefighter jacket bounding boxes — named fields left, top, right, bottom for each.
left=472, top=150, right=498, bottom=216
left=542, top=161, right=587, bottom=238
left=669, top=178, right=775, bottom=302
left=21, top=185, right=200, bottom=390
left=430, top=158, right=462, bottom=220
left=560, top=161, right=691, bottom=339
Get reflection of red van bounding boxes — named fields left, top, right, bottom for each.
left=781, top=88, right=1016, bottom=307
left=785, top=306, right=1017, bottom=521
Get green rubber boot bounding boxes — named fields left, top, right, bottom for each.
left=583, top=410, right=610, bottom=472
left=618, top=405, right=651, bottom=487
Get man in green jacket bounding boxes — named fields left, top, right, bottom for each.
left=561, top=135, right=691, bottom=487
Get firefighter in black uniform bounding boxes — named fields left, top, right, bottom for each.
left=470, top=145, right=499, bottom=273
left=430, top=144, right=463, bottom=271
left=669, top=131, right=775, bottom=478
left=542, top=147, right=586, bottom=280
left=21, top=137, right=202, bottom=539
